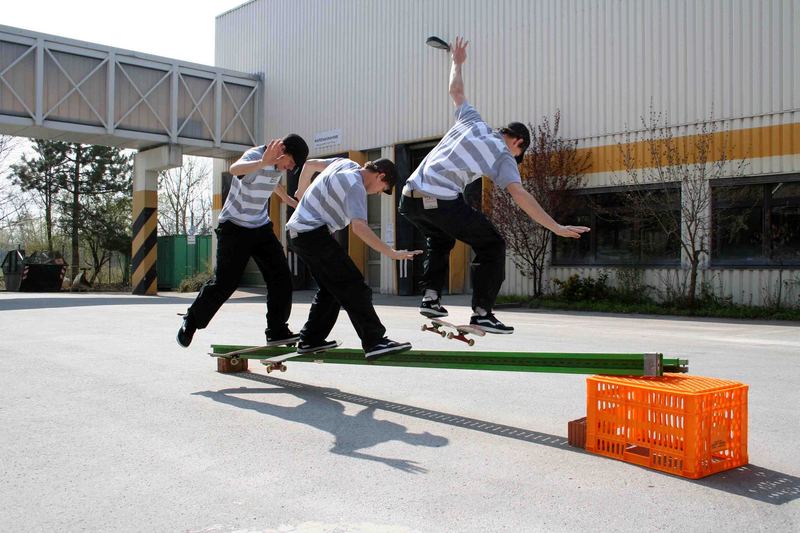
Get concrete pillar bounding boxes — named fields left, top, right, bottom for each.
left=131, top=145, right=182, bottom=295
left=380, top=145, right=397, bottom=295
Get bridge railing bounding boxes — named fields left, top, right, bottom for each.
left=0, top=24, right=262, bottom=158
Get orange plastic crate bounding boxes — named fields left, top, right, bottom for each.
left=586, top=373, right=748, bottom=479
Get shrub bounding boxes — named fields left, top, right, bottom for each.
left=178, top=272, right=212, bottom=293
left=553, top=273, right=613, bottom=302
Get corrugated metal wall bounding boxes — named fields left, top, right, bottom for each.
left=216, top=0, right=798, bottom=154
left=215, top=0, right=800, bottom=303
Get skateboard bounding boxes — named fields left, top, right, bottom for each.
left=260, top=340, right=343, bottom=373
left=208, top=338, right=299, bottom=366
left=421, top=318, right=485, bottom=346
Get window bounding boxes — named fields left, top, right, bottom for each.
left=553, top=188, right=681, bottom=266
left=712, top=178, right=800, bottom=266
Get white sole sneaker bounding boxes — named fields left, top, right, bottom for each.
left=365, top=342, right=412, bottom=360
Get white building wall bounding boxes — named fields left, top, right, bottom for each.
left=216, top=0, right=798, bottom=153
left=215, top=0, right=800, bottom=303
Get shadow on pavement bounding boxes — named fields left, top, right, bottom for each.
left=193, top=374, right=449, bottom=474
left=691, top=464, right=800, bottom=505
left=0, top=295, right=189, bottom=311
left=201, top=373, right=800, bottom=503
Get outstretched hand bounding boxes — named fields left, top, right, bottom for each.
left=391, top=249, right=423, bottom=261
left=450, top=36, right=469, bottom=65
left=554, top=225, right=591, bottom=239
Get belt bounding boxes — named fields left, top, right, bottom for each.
left=401, top=186, right=426, bottom=198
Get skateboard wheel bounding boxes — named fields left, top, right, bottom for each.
left=440, top=331, right=446, bottom=337
left=420, top=325, right=426, bottom=331
left=468, top=339, right=475, bottom=346
left=266, top=366, right=273, bottom=374
left=446, top=332, right=454, bottom=339
left=279, top=365, right=287, bottom=372
left=230, top=357, right=240, bottom=366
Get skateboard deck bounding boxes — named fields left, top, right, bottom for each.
left=260, top=340, right=343, bottom=373
left=421, top=318, right=485, bottom=346
left=208, top=338, right=298, bottom=364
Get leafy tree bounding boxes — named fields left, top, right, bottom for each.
left=81, top=193, right=132, bottom=284
left=51, top=143, right=132, bottom=279
left=12, top=140, right=65, bottom=252
left=487, top=111, right=590, bottom=296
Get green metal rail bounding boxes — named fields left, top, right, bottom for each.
left=210, top=345, right=689, bottom=376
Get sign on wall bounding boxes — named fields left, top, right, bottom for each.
left=314, top=128, right=342, bottom=151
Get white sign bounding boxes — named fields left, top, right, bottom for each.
left=314, top=128, right=342, bottom=151
left=187, top=234, right=196, bottom=245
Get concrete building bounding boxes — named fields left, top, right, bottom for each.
left=213, top=0, right=799, bottom=306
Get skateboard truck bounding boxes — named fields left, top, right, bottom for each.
left=264, top=362, right=288, bottom=373
left=421, top=319, right=482, bottom=346
left=421, top=322, right=447, bottom=338
left=445, top=330, right=476, bottom=346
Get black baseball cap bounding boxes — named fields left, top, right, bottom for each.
left=281, top=134, right=309, bottom=169
left=500, top=122, right=531, bottom=164
left=369, top=158, right=399, bottom=195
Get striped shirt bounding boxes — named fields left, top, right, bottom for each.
left=407, top=101, right=522, bottom=199
left=286, top=158, right=368, bottom=234
left=219, top=145, right=281, bottom=228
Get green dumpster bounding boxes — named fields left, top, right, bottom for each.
left=157, top=234, right=212, bottom=290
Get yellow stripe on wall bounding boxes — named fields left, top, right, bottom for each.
left=579, top=123, right=800, bottom=175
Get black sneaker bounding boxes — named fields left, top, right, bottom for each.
left=419, top=298, right=448, bottom=318
left=266, top=328, right=300, bottom=346
left=364, top=338, right=412, bottom=361
left=470, top=313, right=514, bottom=334
left=176, top=315, right=196, bottom=347
left=296, top=339, right=339, bottom=355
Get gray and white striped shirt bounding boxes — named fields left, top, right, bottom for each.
left=219, top=145, right=281, bottom=228
left=407, top=101, right=522, bottom=199
left=286, top=158, right=368, bottom=234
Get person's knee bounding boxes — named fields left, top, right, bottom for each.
left=428, top=237, right=456, bottom=253
left=476, top=234, right=505, bottom=258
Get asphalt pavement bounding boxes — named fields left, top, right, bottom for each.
left=1, top=289, right=798, bottom=532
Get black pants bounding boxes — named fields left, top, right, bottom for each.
left=290, top=227, right=386, bottom=350
left=187, top=220, right=292, bottom=336
left=399, top=193, right=505, bottom=311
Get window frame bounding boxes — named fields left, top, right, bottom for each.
left=551, top=184, right=681, bottom=267
left=710, top=174, right=800, bottom=268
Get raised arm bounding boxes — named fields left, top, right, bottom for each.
left=273, top=183, right=297, bottom=208
left=506, top=183, right=591, bottom=239
left=448, top=36, right=469, bottom=107
left=351, top=219, right=422, bottom=260
left=228, top=139, right=286, bottom=177
left=295, top=159, right=333, bottom=199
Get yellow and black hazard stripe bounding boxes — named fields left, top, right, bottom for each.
left=131, top=191, right=157, bottom=295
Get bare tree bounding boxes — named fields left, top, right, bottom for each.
left=615, top=109, right=747, bottom=306
left=0, top=135, right=26, bottom=231
left=487, top=111, right=590, bottom=296
left=158, top=156, right=212, bottom=235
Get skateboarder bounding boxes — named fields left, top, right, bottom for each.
left=288, top=157, right=421, bottom=360
left=176, top=135, right=309, bottom=348
left=399, top=37, right=590, bottom=334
